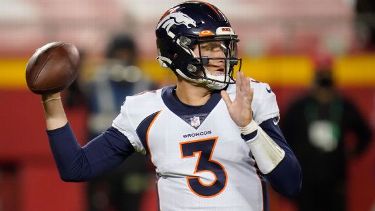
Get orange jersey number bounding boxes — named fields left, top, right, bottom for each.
left=180, top=137, right=228, bottom=197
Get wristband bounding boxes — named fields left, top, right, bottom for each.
left=239, top=120, right=258, bottom=135
left=42, top=97, right=62, bottom=104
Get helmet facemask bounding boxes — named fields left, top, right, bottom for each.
left=155, top=1, right=242, bottom=90
left=173, top=35, right=242, bottom=90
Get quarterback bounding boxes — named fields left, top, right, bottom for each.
left=42, top=1, right=302, bottom=211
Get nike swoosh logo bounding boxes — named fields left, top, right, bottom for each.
left=273, top=118, right=279, bottom=125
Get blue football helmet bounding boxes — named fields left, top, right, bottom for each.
left=156, top=1, right=241, bottom=90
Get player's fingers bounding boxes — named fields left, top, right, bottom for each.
left=240, top=74, right=250, bottom=99
left=236, top=71, right=242, bottom=93
left=239, top=77, right=253, bottom=104
left=221, top=90, right=232, bottom=107
left=242, top=76, right=250, bottom=95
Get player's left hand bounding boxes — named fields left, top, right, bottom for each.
left=221, top=71, right=254, bottom=127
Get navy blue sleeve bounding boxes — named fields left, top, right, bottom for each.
left=259, top=118, right=302, bottom=198
left=47, top=123, right=135, bottom=182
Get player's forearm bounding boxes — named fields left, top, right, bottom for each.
left=258, top=119, right=302, bottom=197
left=241, top=118, right=302, bottom=197
left=47, top=124, right=135, bottom=182
left=47, top=123, right=87, bottom=181
left=265, top=148, right=302, bottom=198
left=241, top=121, right=285, bottom=174
left=41, top=93, right=68, bottom=130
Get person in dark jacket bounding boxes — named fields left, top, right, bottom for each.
left=282, top=67, right=372, bottom=211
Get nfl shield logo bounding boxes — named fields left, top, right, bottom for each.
left=190, top=116, right=201, bottom=128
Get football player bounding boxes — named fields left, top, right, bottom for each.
left=41, top=1, right=302, bottom=210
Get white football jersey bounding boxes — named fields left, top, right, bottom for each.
left=112, top=80, right=279, bottom=211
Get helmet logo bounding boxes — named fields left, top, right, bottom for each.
left=157, top=12, right=196, bottom=39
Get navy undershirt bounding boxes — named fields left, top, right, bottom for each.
left=259, top=118, right=302, bottom=197
left=47, top=124, right=134, bottom=181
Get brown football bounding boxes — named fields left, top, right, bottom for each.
left=25, top=42, right=80, bottom=95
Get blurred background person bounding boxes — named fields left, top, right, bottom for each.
left=86, top=34, right=155, bottom=139
left=281, top=57, right=373, bottom=211
left=85, top=33, right=157, bottom=211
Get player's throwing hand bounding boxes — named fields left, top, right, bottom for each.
left=221, top=71, right=254, bottom=127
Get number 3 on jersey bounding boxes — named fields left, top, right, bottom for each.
left=180, top=137, right=227, bottom=197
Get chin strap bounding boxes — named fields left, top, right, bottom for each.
left=174, top=68, right=228, bottom=90
left=240, top=120, right=285, bottom=174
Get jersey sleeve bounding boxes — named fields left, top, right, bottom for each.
left=259, top=118, right=302, bottom=197
left=251, top=82, right=280, bottom=124
left=112, top=97, right=146, bottom=154
left=47, top=124, right=135, bottom=182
